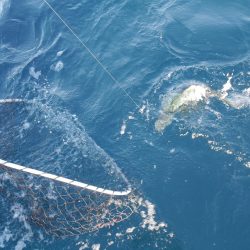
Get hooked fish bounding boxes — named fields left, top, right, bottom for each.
left=155, top=84, right=235, bottom=133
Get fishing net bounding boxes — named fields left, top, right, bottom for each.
left=0, top=99, right=139, bottom=237
left=0, top=162, right=138, bottom=237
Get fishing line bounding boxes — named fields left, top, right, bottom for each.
left=42, top=0, right=140, bottom=110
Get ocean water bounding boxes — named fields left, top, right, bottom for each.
left=0, top=0, right=250, bottom=249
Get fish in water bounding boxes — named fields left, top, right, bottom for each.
left=155, top=84, right=240, bottom=133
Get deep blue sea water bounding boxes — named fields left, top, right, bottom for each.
left=0, top=0, right=250, bottom=249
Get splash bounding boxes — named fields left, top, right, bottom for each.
left=155, top=84, right=212, bottom=132
left=225, top=91, right=250, bottom=109
left=120, top=120, right=127, bottom=135
left=155, top=81, right=250, bottom=132
left=140, top=199, right=167, bottom=231
left=91, top=244, right=100, bottom=250
left=50, top=61, right=64, bottom=72
left=29, top=67, right=41, bottom=80
left=220, top=73, right=233, bottom=98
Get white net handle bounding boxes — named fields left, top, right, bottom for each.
left=0, top=159, right=131, bottom=196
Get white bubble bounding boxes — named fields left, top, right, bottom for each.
left=56, top=50, right=64, bottom=57
left=91, top=244, right=100, bottom=250
left=50, top=61, right=64, bottom=72
left=120, top=121, right=126, bottom=135
left=29, top=67, right=41, bottom=80
left=244, top=162, right=250, bottom=168
left=170, top=148, right=175, bottom=154
left=126, top=227, right=136, bottom=234
left=139, top=105, right=146, bottom=114
left=23, top=122, right=30, bottom=130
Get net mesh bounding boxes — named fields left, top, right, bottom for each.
left=0, top=164, right=138, bottom=237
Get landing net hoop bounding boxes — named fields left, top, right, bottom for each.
left=0, top=100, right=136, bottom=237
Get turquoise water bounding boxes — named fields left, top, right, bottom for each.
left=0, top=0, right=250, bottom=249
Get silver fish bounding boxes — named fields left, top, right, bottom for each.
left=155, top=85, right=225, bottom=133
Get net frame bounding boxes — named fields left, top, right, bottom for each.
left=0, top=99, right=136, bottom=236
left=0, top=159, right=136, bottom=237
left=0, top=99, right=27, bottom=104
left=0, top=159, right=131, bottom=196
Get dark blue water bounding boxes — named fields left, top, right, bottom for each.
left=1, top=0, right=250, bottom=249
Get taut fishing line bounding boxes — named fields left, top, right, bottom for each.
left=42, top=0, right=141, bottom=110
